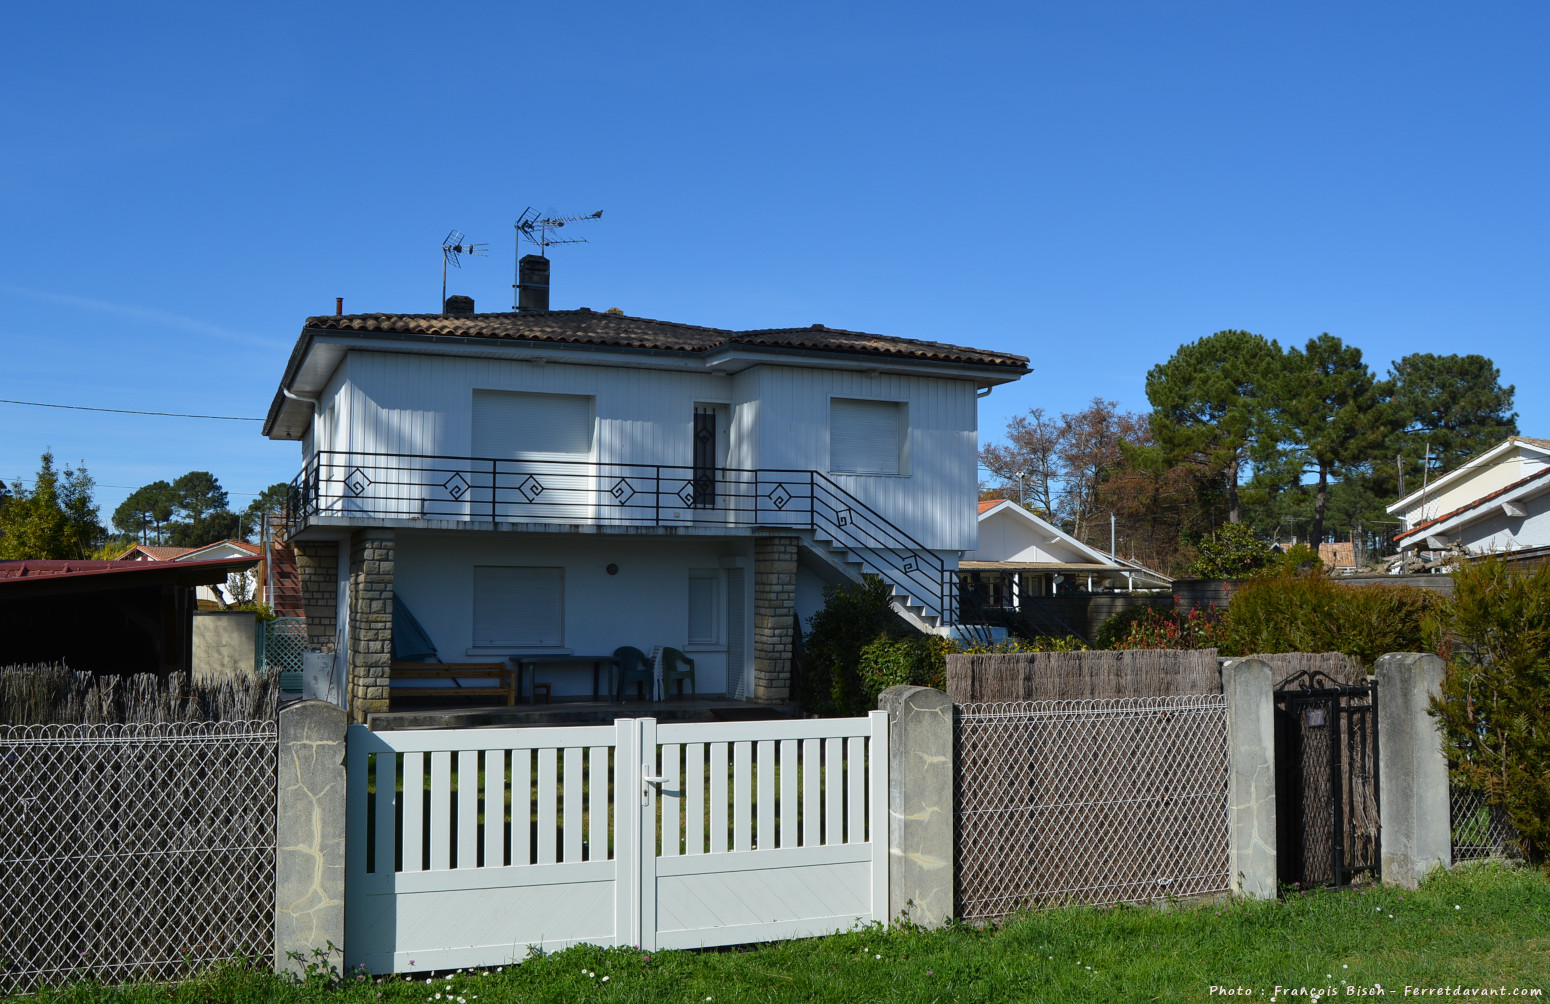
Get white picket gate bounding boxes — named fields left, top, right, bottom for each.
left=344, top=713, right=889, bottom=973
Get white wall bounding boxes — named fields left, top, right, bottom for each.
left=308, top=353, right=980, bottom=551
left=393, top=531, right=753, bottom=698
left=1456, top=489, right=1550, bottom=556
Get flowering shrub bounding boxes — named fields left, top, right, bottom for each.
left=1114, top=605, right=1230, bottom=651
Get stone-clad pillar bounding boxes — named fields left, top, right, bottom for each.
left=274, top=700, right=347, bottom=976
left=1221, top=658, right=1278, bottom=899
left=347, top=529, right=394, bottom=723
left=294, top=541, right=339, bottom=650
left=752, top=534, right=798, bottom=704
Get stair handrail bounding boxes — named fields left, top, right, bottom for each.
left=806, top=471, right=949, bottom=622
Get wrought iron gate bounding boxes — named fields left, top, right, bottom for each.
left=1273, top=671, right=1380, bottom=888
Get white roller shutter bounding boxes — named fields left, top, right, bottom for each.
left=473, top=566, right=564, bottom=647
left=687, top=571, right=719, bottom=644
left=472, top=391, right=594, bottom=458
left=830, top=398, right=903, bottom=474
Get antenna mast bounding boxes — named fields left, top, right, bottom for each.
left=512, top=207, right=603, bottom=309
left=440, top=230, right=487, bottom=311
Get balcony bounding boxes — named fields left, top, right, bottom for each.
left=286, top=451, right=960, bottom=626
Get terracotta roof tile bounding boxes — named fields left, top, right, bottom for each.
left=300, top=309, right=1030, bottom=370
left=117, top=545, right=196, bottom=561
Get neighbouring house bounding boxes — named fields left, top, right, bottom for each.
left=0, top=556, right=261, bottom=675
left=118, top=538, right=266, bottom=607
left=1388, top=436, right=1550, bottom=568
left=264, top=265, right=1029, bottom=720
left=955, top=498, right=1171, bottom=637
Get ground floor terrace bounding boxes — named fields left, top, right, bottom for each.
left=288, top=524, right=908, bottom=723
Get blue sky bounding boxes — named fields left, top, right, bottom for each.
left=3, top=2, right=1546, bottom=522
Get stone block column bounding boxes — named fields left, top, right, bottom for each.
left=878, top=685, right=954, bottom=926
left=294, top=541, right=339, bottom=650
left=752, top=534, right=797, bottom=704
left=347, top=529, right=394, bottom=723
left=1221, top=658, right=1278, bottom=899
left=1377, top=652, right=1450, bottom=889
left=274, top=700, right=347, bottom=976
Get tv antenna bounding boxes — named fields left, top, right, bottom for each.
left=515, top=207, right=604, bottom=258
left=440, top=229, right=487, bottom=311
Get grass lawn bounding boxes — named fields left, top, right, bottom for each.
left=16, top=863, right=1547, bottom=1003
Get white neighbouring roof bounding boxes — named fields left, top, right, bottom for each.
left=963, top=499, right=1172, bottom=587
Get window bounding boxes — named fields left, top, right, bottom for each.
left=687, top=571, right=719, bottom=645
left=830, top=398, right=905, bottom=475
left=472, top=390, right=594, bottom=458
left=473, top=566, right=564, bottom=647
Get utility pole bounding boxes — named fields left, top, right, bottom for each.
left=1110, top=512, right=1116, bottom=557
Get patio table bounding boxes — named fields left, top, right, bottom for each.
left=510, top=654, right=622, bottom=704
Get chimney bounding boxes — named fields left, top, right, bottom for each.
left=443, top=295, right=475, bottom=316
left=517, top=254, right=550, bottom=313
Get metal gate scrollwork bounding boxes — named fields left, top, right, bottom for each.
left=1273, top=670, right=1380, bottom=888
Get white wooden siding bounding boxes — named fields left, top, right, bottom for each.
left=311, top=353, right=979, bottom=550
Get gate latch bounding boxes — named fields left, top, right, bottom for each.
left=643, top=770, right=666, bottom=804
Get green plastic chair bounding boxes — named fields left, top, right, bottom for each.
left=661, top=647, right=696, bottom=698
left=614, top=646, right=654, bottom=702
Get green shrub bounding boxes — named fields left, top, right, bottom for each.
left=1431, top=557, right=1550, bottom=866
left=1188, top=522, right=1275, bottom=578
left=799, top=575, right=909, bottom=717
left=1222, top=573, right=1443, bottom=664
left=858, top=634, right=951, bottom=707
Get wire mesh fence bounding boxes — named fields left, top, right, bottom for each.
left=956, top=694, right=1232, bottom=920
left=0, top=721, right=278, bottom=995
left=1449, top=782, right=1523, bottom=864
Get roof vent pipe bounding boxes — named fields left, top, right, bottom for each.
left=443, top=295, right=475, bottom=316
left=517, top=254, right=550, bottom=313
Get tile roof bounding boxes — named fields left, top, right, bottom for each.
left=117, top=545, right=197, bottom=561
left=1394, top=465, right=1550, bottom=542
left=978, top=498, right=1007, bottom=514
left=300, top=309, right=1031, bottom=371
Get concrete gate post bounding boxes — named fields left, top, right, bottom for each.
left=877, top=685, right=954, bottom=926
left=1221, top=658, right=1278, bottom=899
left=1376, top=652, right=1450, bottom=889
left=274, top=700, right=348, bottom=976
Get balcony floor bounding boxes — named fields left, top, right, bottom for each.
left=365, top=694, right=799, bottom=731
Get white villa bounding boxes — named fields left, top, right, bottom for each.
left=1388, top=436, right=1550, bottom=567
left=265, top=272, right=1028, bottom=720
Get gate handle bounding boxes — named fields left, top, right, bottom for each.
left=643, top=772, right=667, bottom=785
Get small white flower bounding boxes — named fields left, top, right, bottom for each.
left=1455, top=905, right=1461, bottom=910
left=1343, top=965, right=1348, bottom=969
left=602, top=976, right=609, bottom=982
left=1388, top=914, right=1394, bottom=919
left=875, top=954, right=881, bottom=960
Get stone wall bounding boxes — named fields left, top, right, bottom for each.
left=191, top=611, right=257, bottom=683
left=347, top=530, right=394, bottom=723
left=294, top=541, right=339, bottom=650
left=752, top=534, right=797, bottom=704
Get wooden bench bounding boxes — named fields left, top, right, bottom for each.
left=388, top=661, right=517, bottom=705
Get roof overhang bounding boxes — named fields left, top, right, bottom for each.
left=265, top=327, right=1031, bottom=441
left=1394, top=469, right=1550, bottom=548
left=0, top=556, right=260, bottom=598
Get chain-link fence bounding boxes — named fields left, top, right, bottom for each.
left=1450, top=782, right=1523, bottom=864
left=0, top=721, right=278, bottom=994
left=956, top=694, right=1232, bottom=920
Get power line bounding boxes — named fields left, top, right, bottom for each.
left=0, top=398, right=262, bottom=421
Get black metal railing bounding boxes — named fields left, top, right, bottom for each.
left=286, top=451, right=958, bottom=625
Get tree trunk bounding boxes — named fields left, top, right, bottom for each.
left=1226, top=456, right=1241, bottom=524
left=1312, top=463, right=1329, bottom=551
